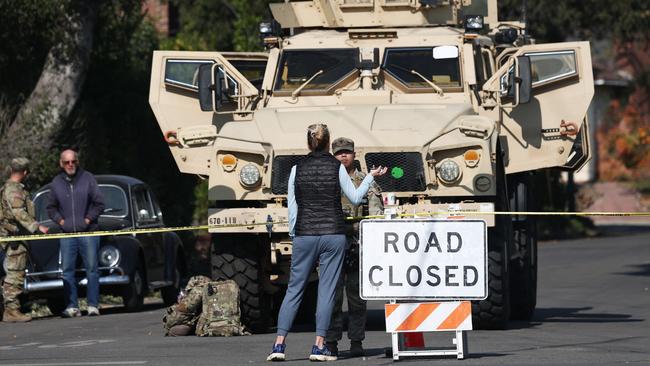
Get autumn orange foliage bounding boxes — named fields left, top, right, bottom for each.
left=597, top=41, right=650, bottom=181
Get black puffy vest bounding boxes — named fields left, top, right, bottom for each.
left=294, top=151, right=346, bottom=236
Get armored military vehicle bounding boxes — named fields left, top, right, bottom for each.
left=149, top=0, right=593, bottom=331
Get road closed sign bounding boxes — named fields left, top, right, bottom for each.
left=360, top=219, right=487, bottom=300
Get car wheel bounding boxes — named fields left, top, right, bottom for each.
left=123, top=262, right=145, bottom=312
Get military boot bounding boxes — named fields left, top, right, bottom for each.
left=2, top=308, right=32, bottom=322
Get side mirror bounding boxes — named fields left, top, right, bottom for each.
left=197, top=63, right=229, bottom=112
left=500, top=56, right=532, bottom=107
left=516, top=55, right=532, bottom=104
left=198, top=64, right=215, bottom=111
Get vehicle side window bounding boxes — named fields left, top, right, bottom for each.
left=132, top=187, right=156, bottom=225
left=99, top=185, right=128, bottom=217
left=32, top=185, right=128, bottom=222
left=524, top=50, right=577, bottom=86
left=229, top=59, right=267, bottom=91
left=164, top=59, right=213, bottom=91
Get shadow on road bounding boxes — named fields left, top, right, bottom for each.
left=615, top=263, right=650, bottom=277
left=509, top=306, right=643, bottom=329
left=596, top=225, right=650, bottom=237
left=99, top=301, right=167, bottom=316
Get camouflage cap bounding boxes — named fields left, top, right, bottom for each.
left=9, top=157, right=30, bottom=172
left=331, top=137, right=354, bottom=154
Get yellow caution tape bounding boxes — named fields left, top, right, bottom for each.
left=0, top=211, right=648, bottom=243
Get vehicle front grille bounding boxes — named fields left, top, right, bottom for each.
left=364, top=152, right=426, bottom=192
left=272, top=152, right=426, bottom=194
left=271, top=155, right=306, bottom=194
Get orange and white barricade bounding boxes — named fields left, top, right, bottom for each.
left=385, top=301, right=472, bottom=360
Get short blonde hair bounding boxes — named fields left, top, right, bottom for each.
left=306, top=123, right=330, bottom=152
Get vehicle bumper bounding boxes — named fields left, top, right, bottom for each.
left=208, top=202, right=495, bottom=234
left=23, top=267, right=130, bottom=294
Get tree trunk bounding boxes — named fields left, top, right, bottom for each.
left=1, top=0, right=100, bottom=164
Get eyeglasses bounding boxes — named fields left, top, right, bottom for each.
left=62, top=160, right=78, bottom=166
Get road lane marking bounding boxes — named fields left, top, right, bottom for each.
left=0, top=362, right=147, bottom=366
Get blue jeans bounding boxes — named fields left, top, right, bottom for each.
left=60, top=236, right=100, bottom=308
left=276, top=234, right=347, bottom=338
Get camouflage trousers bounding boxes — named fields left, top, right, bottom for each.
left=325, top=239, right=367, bottom=343
left=1, top=242, right=28, bottom=311
left=163, top=277, right=208, bottom=335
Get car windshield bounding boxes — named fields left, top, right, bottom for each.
left=383, top=47, right=461, bottom=89
left=274, top=49, right=358, bottom=93
left=33, top=185, right=129, bottom=222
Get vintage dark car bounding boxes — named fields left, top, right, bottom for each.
left=0, top=175, right=186, bottom=315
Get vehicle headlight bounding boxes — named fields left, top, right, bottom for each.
left=99, top=245, right=120, bottom=267
left=437, top=159, right=462, bottom=184
left=239, top=163, right=261, bottom=187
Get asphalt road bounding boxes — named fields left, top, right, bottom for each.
left=1, top=231, right=649, bottom=366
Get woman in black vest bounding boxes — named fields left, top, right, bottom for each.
left=268, top=124, right=387, bottom=362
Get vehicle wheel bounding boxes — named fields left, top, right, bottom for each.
left=161, top=266, right=181, bottom=307
left=212, top=234, right=271, bottom=333
left=509, top=174, right=538, bottom=320
left=123, top=261, right=145, bottom=312
left=47, top=297, right=67, bottom=316
left=472, top=150, right=512, bottom=330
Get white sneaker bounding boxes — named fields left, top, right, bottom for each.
left=62, top=307, right=82, bottom=318
left=87, top=306, right=100, bottom=316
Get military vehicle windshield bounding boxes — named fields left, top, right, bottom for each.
left=383, top=47, right=461, bottom=90
left=274, top=49, right=357, bottom=94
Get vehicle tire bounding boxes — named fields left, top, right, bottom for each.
left=47, top=297, right=67, bottom=316
left=123, top=260, right=145, bottom=312
left=509, top=173, right=538, bottom=320
left=212, top=234, right=271, bottom=333
left=472, top=150, right=512, bottom=330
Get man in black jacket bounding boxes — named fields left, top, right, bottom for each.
left=47, top=149, right=104, bottom=317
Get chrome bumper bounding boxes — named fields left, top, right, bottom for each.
left=24, top=267, right=130, bottom=293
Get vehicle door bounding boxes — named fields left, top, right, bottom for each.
left=481, top=42, right=594, bottom=173
left=131, top=184, right=165, bottom=284
left=149, top=51, right=266, bottom=176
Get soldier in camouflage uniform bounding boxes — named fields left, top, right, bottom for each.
left=325, top=138, right=383, bottom=357
left=163, top=275, right=211, bottom=336
left=163, top=276, right=247, bottom=337
left=1, top=158, right=49, bottom=322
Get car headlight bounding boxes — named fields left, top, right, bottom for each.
left=239, top=163, right=261, bottom=187
left=99, top=245, right=120, bottom=267
left=437, top=159, right=462, bottom=184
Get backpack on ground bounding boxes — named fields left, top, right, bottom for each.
left=195, top=280, right=248, bottom=337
